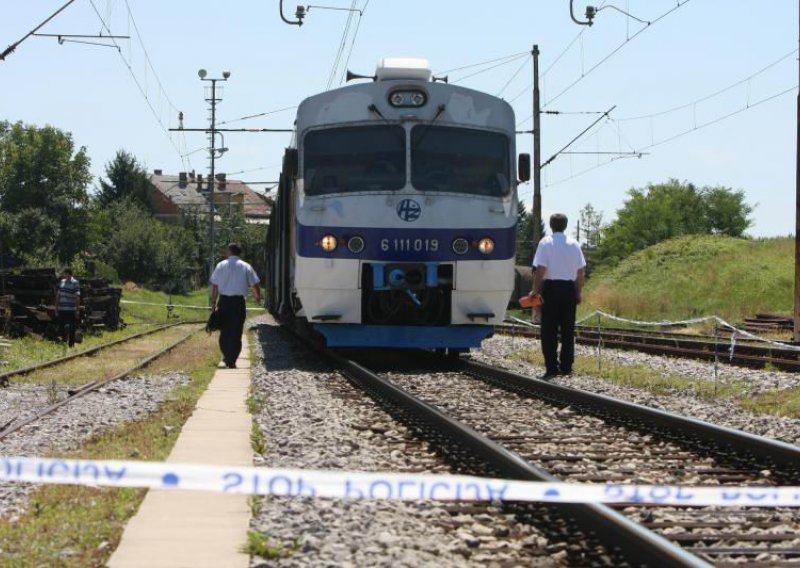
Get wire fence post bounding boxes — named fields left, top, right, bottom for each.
left=713, top=316, right=720, bottom=397
left=596, top=312, right=602, bottom=373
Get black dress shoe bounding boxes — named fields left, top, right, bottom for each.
left=540, top=372, right=559, bottom=381
left=226, top=362, right=237, bottom=369
left=560, top=369, right=573, bottom=376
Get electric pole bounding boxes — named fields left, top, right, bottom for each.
left=532, top=44, right=543, bottom=250
left=198, top=69, right=229, bottom=303
left=795, top=0, right=800, bottom=341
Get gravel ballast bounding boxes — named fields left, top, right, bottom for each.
left=250, top=321, right=559, bottom=567
left=475, top=335, right=800, bottom=446
left=0, top=371, right=188, bottom=519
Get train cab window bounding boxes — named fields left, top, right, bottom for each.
left=304, top=126, right=406, bottom=195
left=411, top=126, right=510, bottom=197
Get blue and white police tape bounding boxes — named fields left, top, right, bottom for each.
left=119, top=300, right=263, bottom=312
left=3, top=456, right=800, bottom=507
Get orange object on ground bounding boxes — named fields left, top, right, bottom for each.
left=519, top=293, right=543, bottom=309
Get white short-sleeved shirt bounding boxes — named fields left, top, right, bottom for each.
left=532, top=233, right=586, bottom=281
left=210, top=256, right=260, bottom=297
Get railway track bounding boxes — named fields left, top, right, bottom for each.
left=497, top=323, right=800, bottom=372
left=0, top=321, right=201, bottom=387
left=0, top=323, right=201, bottom=440
left=315, top=343, right=800, bottom=566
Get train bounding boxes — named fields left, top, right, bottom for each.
left=266, top=57, right=529, bottom=351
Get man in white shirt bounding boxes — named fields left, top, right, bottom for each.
left=531, top=214, right=587, bottom=380
left=210, top=243, right=262, bottom=368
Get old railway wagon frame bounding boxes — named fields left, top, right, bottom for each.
left=267, top=58, right=528, bottom=350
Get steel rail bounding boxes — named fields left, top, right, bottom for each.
left=459, top=359, right=800, bottom=479
left=0, top=327, right=200, bottom=440
left=325, top=349, right=708, bottom=567
left=497, top=324, right=800, bottom=371
left=0, top=321, right=202, bottom=386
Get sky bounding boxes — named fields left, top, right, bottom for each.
left=1, top=0, right=798, bottom=237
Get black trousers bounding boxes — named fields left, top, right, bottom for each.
left=541, top=280, right=577, bottom=374
left=218, top=295, right=247, bottom=366
left=58, top=310, right=78, bottom=347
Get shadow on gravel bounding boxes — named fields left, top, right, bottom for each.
left=253, top=323, right=332, bottom=373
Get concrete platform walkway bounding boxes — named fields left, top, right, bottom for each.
left=108, top=336, right=252, bottom=568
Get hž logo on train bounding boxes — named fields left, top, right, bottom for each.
left=396, top=199, right=422, bottom=222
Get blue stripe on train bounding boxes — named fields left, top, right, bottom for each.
left=296, top=224, right=515, bottom=261
left=314, top=324, right=494, bottom=348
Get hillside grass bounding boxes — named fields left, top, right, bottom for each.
left=583, top=235, right=793, bottom=324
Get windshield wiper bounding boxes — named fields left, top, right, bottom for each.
left=411, top=104, right=446, bottom=150
left=368, top=104, right=406, bottom=145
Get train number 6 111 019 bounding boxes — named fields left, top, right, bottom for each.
left=380, top=238, right=439, bottom=253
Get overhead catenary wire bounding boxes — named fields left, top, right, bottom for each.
left=218, top=105, right=298, bottom=126
left=0, top=0, right=78, bottom=61
left=435, top=50, right=529, bottom=76
left=449, top=53, right=529, bottom=85
left=543, top=0, right=695, bottom=109
left=326, top=0, right=359, bottom=90
left=87, top=0, right=188, bottom=170
left=544, top=84, right=798, bottom=187
left=615, top=48, right=799, bottom=122
left=496, top=54, right=532, bottom=97
left=337, top=0, right=371, bottom=85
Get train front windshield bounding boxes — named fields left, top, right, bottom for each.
left=304, top=125, right=406, bottom=195
left=411, top=126, right=510, bottom=197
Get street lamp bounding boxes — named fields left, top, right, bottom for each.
left=198, top=69, right=230, bottom=301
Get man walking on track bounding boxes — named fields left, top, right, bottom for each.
left=531, top=214, right=586, bottom=380
left=55, top=267, right=80, bottom=347
left=210, top=243, right=262, bottom=369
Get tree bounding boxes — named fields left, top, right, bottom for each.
left=97, top=150, right=153, bottom=211
left=596, top=179, right=753, bottom=265
left=96, top=199, right=198, bottom=289
left=515, top=200, right=544, bottom=266
left=577, top=203, right=603, bottom=248
left=0, top=121, right=92, bottom=262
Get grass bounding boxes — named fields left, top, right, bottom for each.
left=0, top=285, right=264, bottom=374
left=510, top=346, right=800, bottom=421
left=0, top=333, right=220, bottom=567
left=744, top=387, right=800, bottom=419
left=582, top=235, right=793, bottom=325
left=243, top=531, right=292, bottom=560
left=14, top=325, right=199, bottom=386
left=510, top=348, right=750, bottom=400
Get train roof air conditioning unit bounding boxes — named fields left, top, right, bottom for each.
left=375, top=58, right=432, bottom=82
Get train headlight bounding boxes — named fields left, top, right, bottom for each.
left=347, top=235, right=365, bottom=254
left=452, top=237, right=469, bottom=255
left=320, top=234, right=338, bottom=252
left=478, top=237, right=495, bottom=255
left=388, top=89, right=427, bottom=108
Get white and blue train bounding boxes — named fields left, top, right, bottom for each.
left=266, top=58, right=530, bottom=351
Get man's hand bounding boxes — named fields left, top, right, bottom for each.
left=575, top=290, right=583, bottom=305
